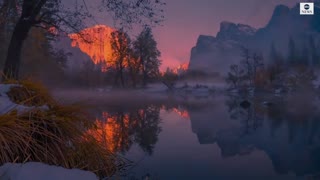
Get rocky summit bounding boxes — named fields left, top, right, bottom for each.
left=189, top=3, right=320, bottom=76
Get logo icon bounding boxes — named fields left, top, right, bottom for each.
left=304, top=4, right=310, bottom=10
left=300, top=3, right=314, bottom=15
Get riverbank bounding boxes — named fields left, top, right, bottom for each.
left=0, top=81, right=129, bottom=178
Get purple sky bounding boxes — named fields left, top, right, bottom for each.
left=152, top=0, right=300, bottom=69
left=66, top=0, right=300, bottom=69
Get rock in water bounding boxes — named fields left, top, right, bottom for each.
left=240, top=100, right=251, bottom=109
left=262, top=101, right=274, bottom=107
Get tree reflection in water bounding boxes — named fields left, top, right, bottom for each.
left=88, top=105, right=162, bottom=155
left=86, top=94, right=320, bottom=178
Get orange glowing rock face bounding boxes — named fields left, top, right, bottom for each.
left=173, top=62, right=189, bottom=74
left=172, top=108, right=190, bottom=119
left=68, top=25, right=115, bottom=64
left=179, top=63, right=189, bottom=70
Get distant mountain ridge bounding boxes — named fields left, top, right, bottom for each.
left=216, top=21, right=256, bottom=42
left=189, top=3, right=320, bottom=76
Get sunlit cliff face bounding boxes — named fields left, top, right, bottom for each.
left=68, top=25, right=189, bottom=72
left=172, top=108, right=190, bottom=119
left=173, top=63, right=189, bottom=74
left=69, top=25, right=114, bottom=64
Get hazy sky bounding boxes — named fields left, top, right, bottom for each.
left=67, top=0, right=300, bottom=70
left=152, top=0, right=299, bottom=69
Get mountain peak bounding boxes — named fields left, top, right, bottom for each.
left=216, top=21, right=256, bottom=42
left=195, top=35, right=216, bottom=49
left=267, top=4, right=290, bottom=27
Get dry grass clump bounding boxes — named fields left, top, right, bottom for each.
left=5, top=79, right=55, bottom=107
left=0, top=80, right=130, bottom=177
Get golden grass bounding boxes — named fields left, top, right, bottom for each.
left=4, top=79, right=55, bottom=107
left=0, top=79, right=130, bottom=178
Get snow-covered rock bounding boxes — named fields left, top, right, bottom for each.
left=0, top=162, right=98, bottom=180
left=0, top=84, right=48, bottom=115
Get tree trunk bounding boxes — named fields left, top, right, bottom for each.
left=140, top=57, right=147, bottom=87
left=120, top=66, right=125, bottom=88
left=114, top=69, right=120, bottom=87
left=2, top=18, right=31, bottom=80
left=142, top=67, right=148, bottom=87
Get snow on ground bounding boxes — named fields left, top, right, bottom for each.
left=0, top=85, right=98, bottom=179
left=0, top=84, right=48, bottom=115
left=140, top=81, right=227, bottom=94
left=0, top=162, right=98, bottom=180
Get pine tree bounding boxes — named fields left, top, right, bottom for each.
left=309, top=35, right=319, bottom=66
left=133, top=26, right=161, bottom=86
left=288, top=37, right=298, bottom=65
left=300, top=43, right=310, bottom=66
left=269, top=42, right=284, bottom=66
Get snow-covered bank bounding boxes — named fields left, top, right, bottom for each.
left=0, top=84, right=48, bottom=115
left=0, top=162, right=98, bottom=180
left=88, top=82, right=228, bottom=95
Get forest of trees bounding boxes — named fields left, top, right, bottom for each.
left=71, top=26, right=162, bottom=88
left=0, top=0, right=165, bottom=86
left=226, top=36, right=320, bottom=93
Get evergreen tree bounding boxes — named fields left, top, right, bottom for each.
left=300, top=43, right=310, bottom=66
left=269, top=42, right=284, bottom=66
left=133, top=26, right=161, bottom=86
left=288, top=37, right=298, bottom=65
left=309, top=35, right=319, bottom=66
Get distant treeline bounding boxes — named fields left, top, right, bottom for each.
left=226, top=37, right=320, bottom=93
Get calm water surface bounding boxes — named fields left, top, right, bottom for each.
left=90, top=94, right=320, bottom=180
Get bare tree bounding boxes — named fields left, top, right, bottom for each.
left=252, top=52, right=264, bottom=83
left=161, top=67, right=178, bottom=91
left=226, top=64, right=244, bottom=89
left=110, top=30, right=131, bottom=88
left=127, top=51, right=141, bottom=88
left=240, top=47, right=253, bottom=86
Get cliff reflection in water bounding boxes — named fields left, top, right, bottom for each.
left=88, top=105, right=162, bottom=155
left=189, top=94, right=320, bottom=176
left=89, top=94, right=320, bottom=177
